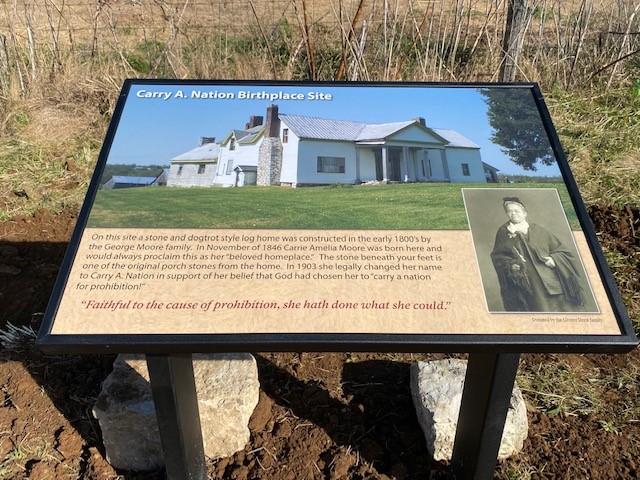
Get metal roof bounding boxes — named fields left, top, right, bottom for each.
left=237, top=125, right=264, bottom=144
left=356, top=120, right=416, bottom=141
left=280, top=114, right=368, bottom=141
left=233, top=165, right=258, bottom=172
left=279, top=114, right=467, bottom=146
left=171, top=142, right=220, bottom=162
left=110, top=176, right=157, bottom=185
left=482, top=161, right=499, bottom=172
left=232, top=129, right=251, bottom=140
left=432, top=128, right=480, bottom=149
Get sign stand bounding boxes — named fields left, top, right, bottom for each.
left=35, top=80, right=638, bottom=479
left=146, top=354, right=207, bottom=480
left=145, top=353, right=521, bottom=480
left=451, top=353, right=521, bottom=479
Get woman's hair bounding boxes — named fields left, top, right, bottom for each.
left=503, top=197, right=526, bottom=212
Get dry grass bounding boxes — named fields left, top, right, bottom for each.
left=1, top=1, right=639, bottom=89
left=547, top=85, right=640, bottom=207
left=0, top=1, right=638, bottom=221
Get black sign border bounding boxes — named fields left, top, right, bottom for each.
left=36, top=79, right=638, bottom=354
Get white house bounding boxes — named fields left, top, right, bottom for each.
left=213, top=115, right=265, bottom=187
left=173, top=106, right=490, bottom=187
left=167, top=137, right=220, bottom=187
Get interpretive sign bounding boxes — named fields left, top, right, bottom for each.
left=37, top=81, right=637, bottom=353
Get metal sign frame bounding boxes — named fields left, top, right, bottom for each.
left=36, top=80, right=638, bottom=354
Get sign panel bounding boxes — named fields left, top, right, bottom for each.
left=37, top=81, right=637, bottom=353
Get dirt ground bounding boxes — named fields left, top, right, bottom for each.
left=0, top=204, right=638, bottom=479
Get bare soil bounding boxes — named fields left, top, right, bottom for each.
left=0, top=205, right=638, bottom=479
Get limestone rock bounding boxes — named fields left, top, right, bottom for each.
left=410, top=358, right=528, bottom=461
left=93, top=353, right=259, bottom=471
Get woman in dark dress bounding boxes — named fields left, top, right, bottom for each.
left=491, top=197, right=586, bottom=312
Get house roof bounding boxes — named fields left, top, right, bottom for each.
left=221, top=125, right=264, bottom=146
left=237, top=125, right=264, bottom=144
left=171, top=142, right=220, bottom=162
left=280, top=114, right=369, bottom=141
left=432, top=129, right=480, bottom=149
left=233, top=165, right=257, bottom=172
left=279, top=114, right=455, bottom=145
left=156, top=168, right=170, bottom=179
left=356, top=121, right=417, bottom=141
left=110, top=176, right=157, bottom=185
left=482, top=161, right=499, bottom=172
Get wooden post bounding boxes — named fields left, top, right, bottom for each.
left=500, top=0, right=531, bottom=82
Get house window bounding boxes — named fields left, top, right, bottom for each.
left=197, top=164, right=206, bottom=174
left=317, top=156, right=345, bottom=173
left=282, top=128, right=289, bottom=143
left=177, top=165, right=183, bottom=176
left=226, top=160, right=234, bottom=175
left=229, top=138, right=236, bottom=150
left=461, top=163, right=470, bottom=176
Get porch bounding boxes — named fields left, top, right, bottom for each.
left=355, top=145, right=451, bottom=183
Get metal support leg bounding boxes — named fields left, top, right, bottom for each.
left=451, top=353, right=521, bottom=480
left=146, top=354, right=207, bottom=480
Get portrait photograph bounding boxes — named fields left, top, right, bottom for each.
left=462, top=188, right=599, bottom=313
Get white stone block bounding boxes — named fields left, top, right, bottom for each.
left=92, top=353, right=259, bottom=471
left=410, top=358, right=528, bottom=461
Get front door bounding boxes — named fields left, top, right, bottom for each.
left=375, top=150, right=383, bottom=181
left=389, top=148, right=402, bottom=181
left=374, top=147, right=403, bottom=181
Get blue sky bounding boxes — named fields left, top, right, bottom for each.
left=105, top=83, right=563, bottom=177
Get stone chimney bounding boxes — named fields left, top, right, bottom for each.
left=245, top=116, right=263, bottom=130
left=413, top=117, right=426, bottom=127
left=264, top=104, right=281, bottom=138
left=199, top=137, right=216, bottom=146
left=257, top=104, right=283, bottom=186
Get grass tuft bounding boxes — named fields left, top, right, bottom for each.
left=518, top=356, right=603, bottom=417
left=548, top=86, right=640, bottom=207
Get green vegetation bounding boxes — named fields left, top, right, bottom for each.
left=518, top=354, right=640, bottom=430
left=87, top=183, right=578, bottom=230
left=547, top=86, right=640, bottom=208
left=481, top=89, right=556, bottom=171
left=497, top=174, right=563, bottom=183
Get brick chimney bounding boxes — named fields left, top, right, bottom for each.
left=264, top=104, right=281, bottom=138
left=245, top=115, right=263, bottom=130
left=199, top=137, right=216, bottom=146
left=257, top=104, right=283, bottom=186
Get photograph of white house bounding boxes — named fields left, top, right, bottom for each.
left=168, top=104, right=495, bottom=188
left=166, top=137, right=220, bottom=187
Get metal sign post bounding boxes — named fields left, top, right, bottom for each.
left=146, top=354, right=207, bottom=480
left=451, top=353, right=521, bottom=480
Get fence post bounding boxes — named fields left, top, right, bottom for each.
left=500, top=0, right=531, bottom=81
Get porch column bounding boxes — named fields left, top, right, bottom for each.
left=402, top=147, right=409, bottom=182
left=424, top=151, right=431, bottom=180
left=441, top=149, right=451, bottom=181
left=381, top=147, right=389, bottom=182
left=355, top=148, right=361, bottom=183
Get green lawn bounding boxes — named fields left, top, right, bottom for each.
left=87, top=182, right=577, bottom=230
